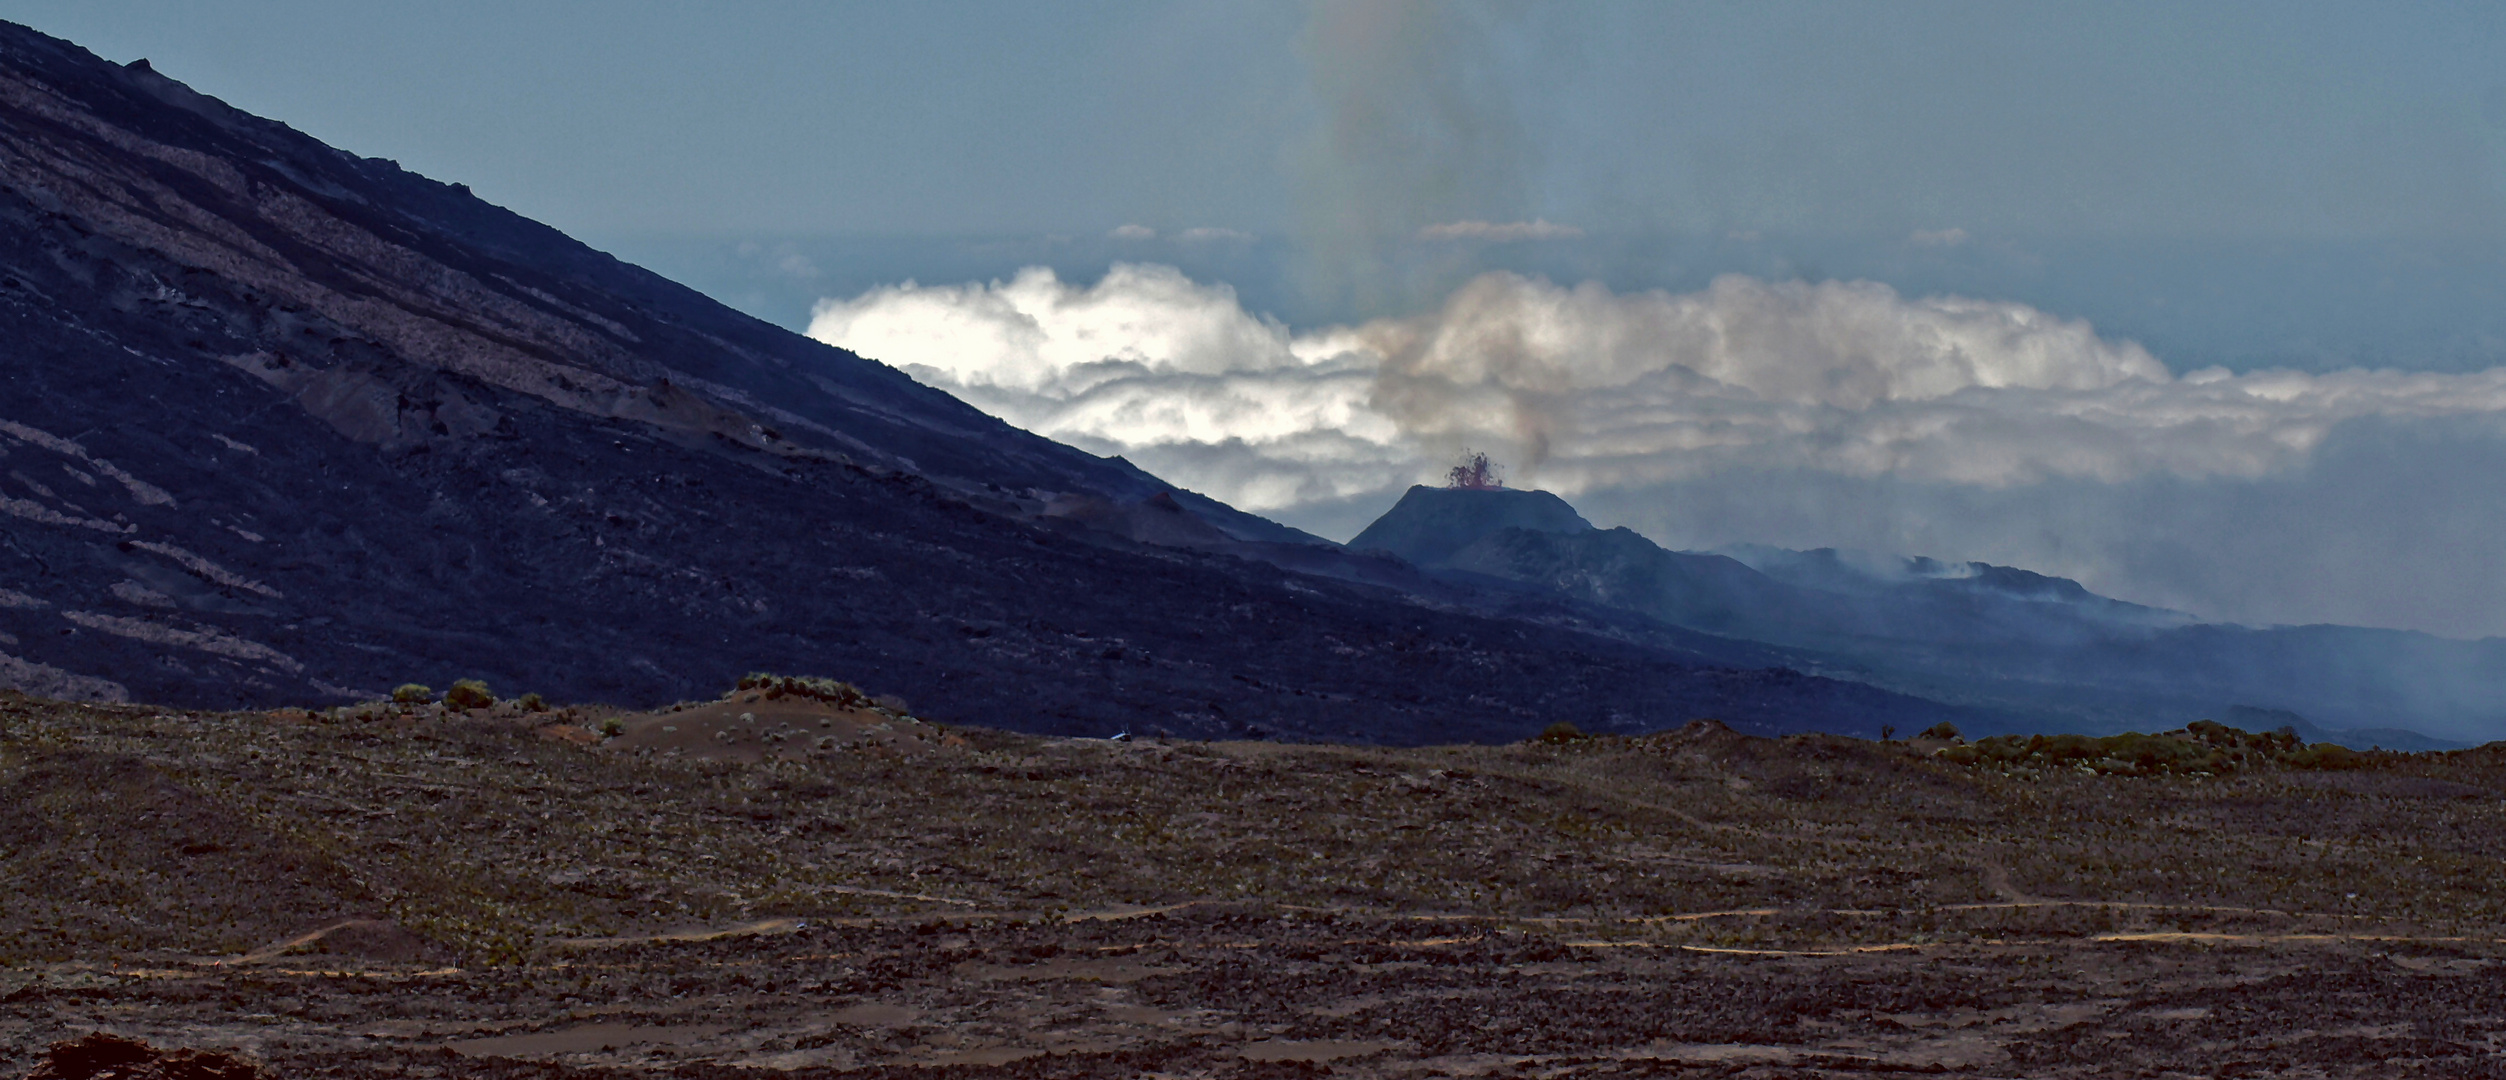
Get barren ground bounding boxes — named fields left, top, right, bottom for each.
left=5, top=688, right=2504, bottom=1077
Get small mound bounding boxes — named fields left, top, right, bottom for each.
left=26, top=1033, right=263, bottom=1080
left=277, top=918, right=446, bottom=964
left=603, top=676, right=967, bottom=763
left=1643, top=717, right=1748, bottom=755
left=0, top=750, right=378, bottom=962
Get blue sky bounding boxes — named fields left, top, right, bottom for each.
left=14, top=2, right=2506, bottom=638
left=21, top=1, right=2501, bottom=355
left=18, top=1, right=2503, bottom=242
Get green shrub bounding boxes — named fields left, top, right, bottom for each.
left=516, top=692, right=549, bottom=713
left=1919, top=722, right=1962, bottom=741
left=2289, top=742, right=2366, bottom=770
left=735, top=673, right=868, bottom=707
left=444, top=679, right=496, bottom=710
left=1536, top=721, right=1588, bottom=744
left=390, top=684, right=432, bottom=704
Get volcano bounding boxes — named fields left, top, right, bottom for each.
left=0, top=20, right=1956, bottom=742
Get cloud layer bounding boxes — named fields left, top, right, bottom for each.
left=1360, top=273, right=2506, bottom=493
left=807, top=265, right=1415, bottom=511
left=810, top=265, right=2506, bottom=636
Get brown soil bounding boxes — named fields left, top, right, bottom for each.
left=6, top=690, right=2506, bottom=1077
left=22, top=1034, right=262, bottom=1080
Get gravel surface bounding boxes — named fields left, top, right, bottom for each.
left=7, top=691, right=2505, bottom=1076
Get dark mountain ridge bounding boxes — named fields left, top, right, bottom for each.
left=1351, top=486, right=2505, bottom=745
left=0, top=30, right=1276, bottom=517
left=0, top=21, right=1961, bottom=742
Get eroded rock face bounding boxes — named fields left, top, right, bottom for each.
left=0, top=20, right=1946, bottom=741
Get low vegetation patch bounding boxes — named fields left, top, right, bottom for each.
left=1938, top=719, right=2374, bottom=776
left=442, top=679, right=497, bottom=711
left=734, top=671, right=876, bottom=709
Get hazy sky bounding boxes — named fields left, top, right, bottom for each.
left=15, top=1, right=2505, bottom=241
left=13, top=2, right=2506, bottom=639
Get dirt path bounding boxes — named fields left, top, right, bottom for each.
left=209, top=919, right=396, bottom=966
left=509, top=894, right=2421, bottom=956
left=20, top=913, right=2501, bottom=1080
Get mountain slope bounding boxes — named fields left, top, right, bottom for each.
left=1355, top=487, right=2506, bottom=742
left=0, top=20, right=1959, bottom=741
left=1348, top=485, right=1593, bottom=567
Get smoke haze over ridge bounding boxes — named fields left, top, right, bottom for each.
left=810, top=264, right=2506, bottom=640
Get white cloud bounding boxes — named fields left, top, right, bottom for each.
left=812, top=265, right=2506, bottom=492
left=1108, top=224, right=1157, bottom=240
left=807, top=265, right=1413, bottom=511
left=810, top=265, right=2506, bottom=635
left=1178, top=227, right=1255, bottom=242
left=1417, top=218, right=1585, bottom=242
left=1354, top=273, right=2506, bottom=491
left=1908, top=227, right=1971, bottom=247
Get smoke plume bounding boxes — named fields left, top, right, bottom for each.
left=1294, top=0, right=1534, bottom=313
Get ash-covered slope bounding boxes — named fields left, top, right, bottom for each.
left=0, top=21, right=1957, bottom=741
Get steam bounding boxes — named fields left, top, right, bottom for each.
left=810, top=264, right=2506, bottom=636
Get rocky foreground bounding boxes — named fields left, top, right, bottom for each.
left=6, top=686, right=2506, bottom=1076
